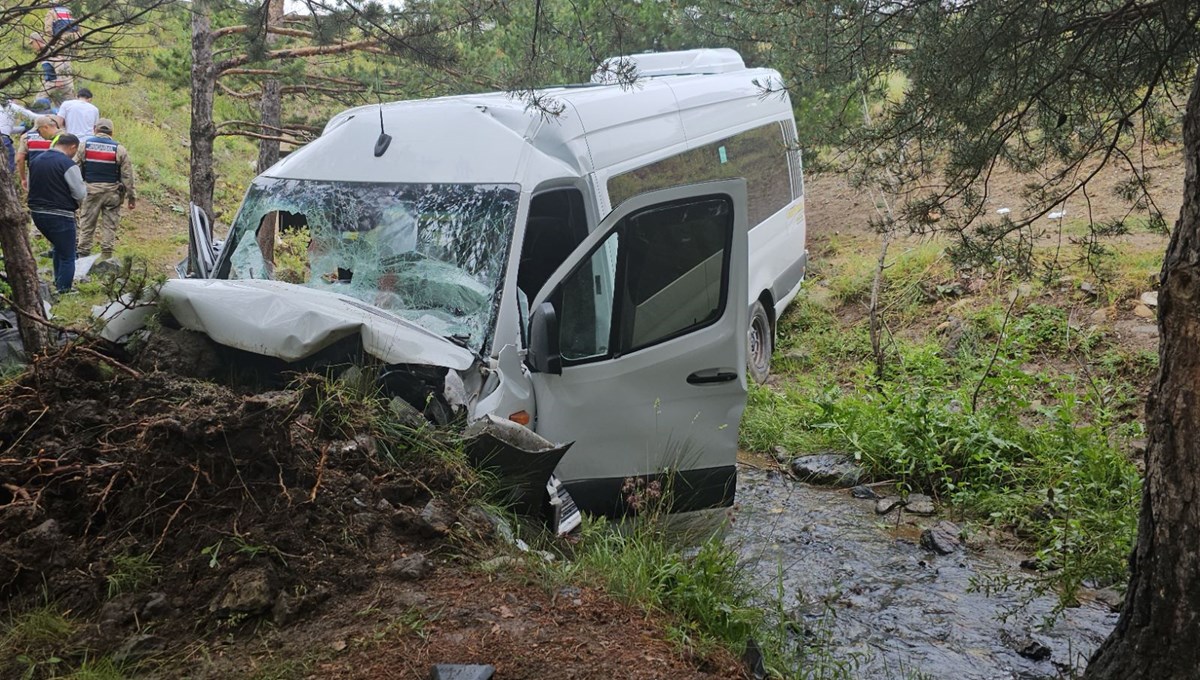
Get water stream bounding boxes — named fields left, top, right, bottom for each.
left=729, top=465, right=1119, bottom=679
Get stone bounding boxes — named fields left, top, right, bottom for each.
left=349, top=473, right=370, bottom=492
left=790, top=453, right=862, bottom=488
left=1133, top=304, right=1155, bottom=319
left=388, top=552, right=433, bottom=581
left=905, top=494, right=936, bottom=515
left=1079, top=281, right=1098, bottom=296
left=1130, top=439, right=1148, bottom=455
left=772, top=445, right=790, bottom=463
left=1093, top=588, right=1124, bottom=613
left=272, top=586, right=331, bottom=626
left=430, top=665, right=496, bottom=680
left=850, top=485, right=879, bottom=500
left=417, top=499, right=457, bottom=537
left=875, top=497, right=904, bottom=515
left=1132, top=324, right=1159, bottom=337
left=388, top=397, right=428, bottom=429
left=1002, top=632, right=1052, bottom=662
left=210, top=566, right=277, bottom=617
left=137, top=592, right=169, bottom=620
left=1088, top=308, right=1108, bottom=325
left=1140, top=291, right=1159, bottom=307
left=479, top=556, right=518, bottom=572
left=920, top=521, right=962, bottom=555
left=99, top=593, right=140, bottom=627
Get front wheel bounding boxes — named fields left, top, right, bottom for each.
left=747, top=301, right=772, bottom=384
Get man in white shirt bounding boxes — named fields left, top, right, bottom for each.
left=0, top=95, right=36, bottom=173
left=57, top=88, right=98, bottom=137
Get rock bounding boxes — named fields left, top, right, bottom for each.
left=850, top=485, right=879, bottom=500
left=388, top=552, right=433, bottom=581
left=905, top=494, right=936, bottom=515
left=210, top=566, right=277, bottom=617
left=1133, top=304, right=1155, bottom=319
left=349, top=473, right=370, bottom=492
left=790, top=453, right=862, bottom=488
left=140, top=592, right=171, bottom=619
left=772, top=445, right=790, bottom=463
left=417, top=499, right=457, bottom=537
left=1088, top=308, right=1108, bottom=325
left=1093, top=588, right=1124, bottom=613
left=272, top=586, right=331, bottom=626
left=430, top=665, right=496, bottom=680
left=920, top=521, right=962, bottom=555
left=1132, top=324, right=1159, bottom=337
left=1140, top=291, right=1159, bottom=307
left=1130, top=438, right=1148, bottom=455
left=1002, top=631, right=1052, bottom=662
left=1020, top=557, right=1061, bottom=572
left=875, top=497, right=904, bottom=515
left=1079, top=281, right=1098, bottom=296
left=99, top=593, right=140, bottom=627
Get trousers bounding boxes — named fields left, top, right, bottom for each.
left=78, top=183, right=123, bottom=256
left=31, top=212, right=76, bottom=293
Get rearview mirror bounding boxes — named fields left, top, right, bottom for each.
left=527, top=301, right=562, bottom=375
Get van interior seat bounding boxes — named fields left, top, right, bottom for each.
left=518, top=215, right=577, bottom=299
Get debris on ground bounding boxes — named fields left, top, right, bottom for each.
left=0, top=343, right=741, bottom=678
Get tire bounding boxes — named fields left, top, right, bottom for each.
left=747, top=300, right=772, bottom=384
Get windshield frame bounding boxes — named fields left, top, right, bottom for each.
left=212, top=177, right=521, bottom=357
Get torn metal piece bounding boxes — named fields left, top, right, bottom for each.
left=463, top=415, right=574, bottom=524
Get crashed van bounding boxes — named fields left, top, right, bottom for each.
left=117, top=49, right=808, bottom=526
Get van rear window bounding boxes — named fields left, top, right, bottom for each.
left=607, top=122, right=795, bottom=226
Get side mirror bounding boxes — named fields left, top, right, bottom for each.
left=527, top=301, right=562, bottom=375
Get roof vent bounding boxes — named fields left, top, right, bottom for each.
left=591, top=48, right=746, bottom=84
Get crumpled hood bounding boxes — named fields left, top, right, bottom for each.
left=154, top=279, right=476, bottom=369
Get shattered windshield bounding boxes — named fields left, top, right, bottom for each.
left=220, top=178, right=520, bottom=354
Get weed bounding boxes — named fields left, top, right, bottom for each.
left=1, top=607, right=75, bottom=680
left=105, top=553, right=160, bottom=598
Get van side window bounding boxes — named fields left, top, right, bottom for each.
left=518, top=189, right=589, bottom=300
left=607, top=122, right=792, bottom=227
left=553, top=196, right=732, bottom=363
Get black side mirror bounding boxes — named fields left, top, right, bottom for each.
left=527, top=301, right=562, bottom=375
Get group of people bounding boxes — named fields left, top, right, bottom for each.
left=5, top=88, right=137, bottom=294
left=0, top=5, right=136, bottom=295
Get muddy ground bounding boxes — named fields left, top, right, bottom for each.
left=0, top=346, right=741, bottom=679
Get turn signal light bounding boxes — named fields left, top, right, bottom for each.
left=508, top=410, right=531, bottom=426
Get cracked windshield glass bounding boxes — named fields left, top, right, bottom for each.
left=223, top=178, right=520, bottom=352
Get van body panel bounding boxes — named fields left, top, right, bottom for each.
left=527, top=181, right=749, bottom=507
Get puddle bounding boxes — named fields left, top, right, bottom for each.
left=730, top=466, right=1118, bottom=679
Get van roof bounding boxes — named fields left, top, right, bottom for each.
left=265, top=51, right=792, bottom=188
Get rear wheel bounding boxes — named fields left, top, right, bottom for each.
left=747, top=300, right=772, bottom=384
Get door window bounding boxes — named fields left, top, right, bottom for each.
left=551, top=195, right=733, bottom=364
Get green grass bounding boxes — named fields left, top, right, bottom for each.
left=1, top=606, right=75, bottom=680
left=105, top=553, right=161, bottom=599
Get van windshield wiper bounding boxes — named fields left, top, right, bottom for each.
left=446, top=333, right=471, bottom=348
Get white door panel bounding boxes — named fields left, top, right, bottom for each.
left=528, top=180, right=749, bottom=514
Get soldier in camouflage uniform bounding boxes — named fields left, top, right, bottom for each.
left=74, top=118, right=135, bottom=258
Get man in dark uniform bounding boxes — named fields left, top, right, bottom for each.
left=27, top=133, right=85, bottom=293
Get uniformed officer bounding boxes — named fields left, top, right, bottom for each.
left=75, top=118, right=135, bottom=259
left=13, top=114, right=60, bottom=192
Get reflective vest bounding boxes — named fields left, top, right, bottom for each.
left=49, top=7, right=77, bottom=36
left=23, top=131, right=52, bottom=167
left=81, top=136, right=121, bottom=184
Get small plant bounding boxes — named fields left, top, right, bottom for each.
left=106, top=553, right=160, bottom=598
left=1, top=607, right=75, bottom=680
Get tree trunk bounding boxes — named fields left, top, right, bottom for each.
left=189, top=0, right=216, bottom=223
left=1085, top=69, right=1200, bottom=680
left=0, top=161, right=52, bottom=355
left=256, top=79, right=282, bottom=173
left=255, top=0, right=285, bottom=174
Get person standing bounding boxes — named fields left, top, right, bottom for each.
left=75, top=119, right=135, bottom=259
left=27, top=134, right=85, bottom=294
left=29, top=33, right=74, bottom=105
left=57, top=88, right=97, bottom=137
left=0, top=95, right=36, bottom=173
left=13, top=115, right=60, bottom=192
